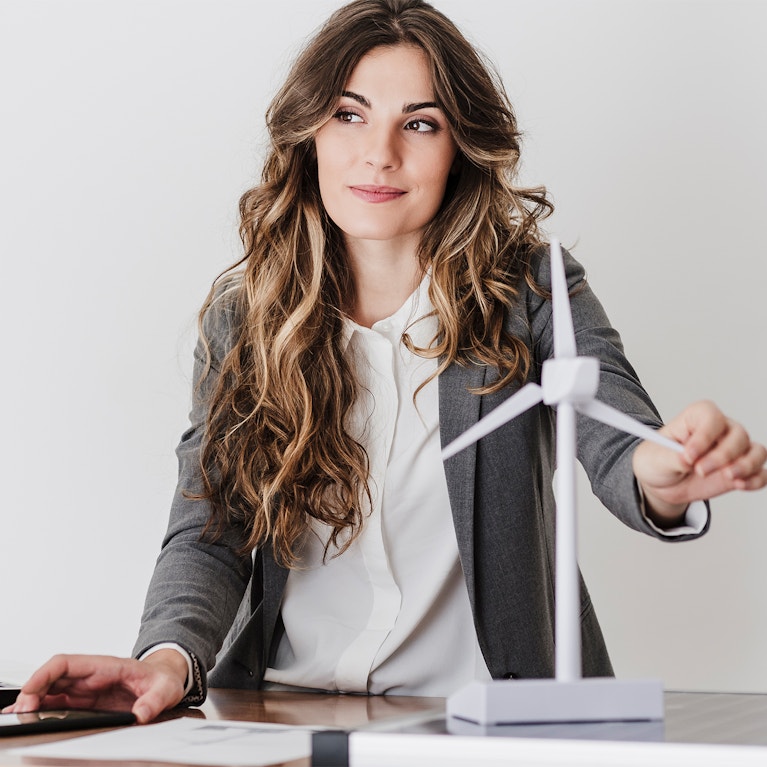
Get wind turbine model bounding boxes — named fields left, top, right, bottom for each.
left=444, top=238, right=682, bottom=726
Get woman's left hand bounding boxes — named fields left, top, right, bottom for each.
left=632, top=400, right=767, bottom=526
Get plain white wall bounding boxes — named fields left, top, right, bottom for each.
left=1, top=0, right=765, bottom=692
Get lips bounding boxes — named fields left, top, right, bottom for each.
left=349, top=185, right=406, bottom=203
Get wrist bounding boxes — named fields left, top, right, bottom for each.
left=639, top=483, right=688, bottom=528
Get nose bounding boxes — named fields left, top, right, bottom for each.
left=364, top=124, right=400, bottom=171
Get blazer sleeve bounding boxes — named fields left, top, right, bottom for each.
left=525, top=247, right=710, bottom=541
left=132, top=285, right=253, bottom=700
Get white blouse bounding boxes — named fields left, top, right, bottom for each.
left=262, top=277, right=492, bottom=695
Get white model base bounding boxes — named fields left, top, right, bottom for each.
left=447, top=677, right=664, bottom=725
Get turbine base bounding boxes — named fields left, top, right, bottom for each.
left=447, top=677, right=664, bottom=725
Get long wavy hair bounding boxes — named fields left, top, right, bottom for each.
left=197, top=0, right=552, bottom=566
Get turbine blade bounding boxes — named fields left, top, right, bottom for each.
left=550, top=237, right=577, bottom=359
left=441, top=383, right=544, bottom=460
left=576, top=399, right=684, bottom=454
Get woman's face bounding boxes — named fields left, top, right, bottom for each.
left=314, top=44, right=458, bottom=253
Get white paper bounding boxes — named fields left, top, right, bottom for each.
left=11, top=717, right=314, bottom=766
left=350, top=731, right=767, bottom=767
left=0, top=659, right=34, bottom=687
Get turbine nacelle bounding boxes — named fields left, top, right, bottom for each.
left=541, top=356, right=599, bottom=406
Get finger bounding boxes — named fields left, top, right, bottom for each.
left=3, top=691, right=43, bottom=713
left=19, top=654, right=75, bottom=698
left=132, top=690, right=174, bottom=724
left=7, top=688, right=92, bottom=713
left=727, top=442, right=767, bottom=482
left=692, top=420, right=750, bottom=478
left=733, top=468, right=767, bottom=491
left=632, top=436, right=693, bottom=493
left=672, top=458, right=767, bottom=503
left=20, top=654, right=118, bottom=696
left=666, top=401, right=728, bottom=466
left=131, top=676, right=186, bottom=724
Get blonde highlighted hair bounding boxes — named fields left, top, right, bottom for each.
left=197, top=0, right=552, bottom=566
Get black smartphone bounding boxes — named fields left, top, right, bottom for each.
left=0, top=687, right=20, bottom=708
left=0, top=709, right=136, bottom=736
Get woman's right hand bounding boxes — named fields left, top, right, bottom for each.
left=1, top=650, right=188, bottom=724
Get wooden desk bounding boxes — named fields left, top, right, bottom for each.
left=4, top=690, right=767, bottom=766
left=0, top=689, right=444, bottom=767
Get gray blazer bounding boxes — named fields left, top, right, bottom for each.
left=133, top=248, right=709, bottom=699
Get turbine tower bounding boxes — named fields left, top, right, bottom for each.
left=444, top=238, right=677, bottom=725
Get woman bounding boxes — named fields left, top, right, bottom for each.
left=7, top=0, right=766, bottom=724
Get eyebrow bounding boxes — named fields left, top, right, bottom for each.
left=341, top=90, right=439, bottom=113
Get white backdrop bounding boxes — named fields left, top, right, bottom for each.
left=1, top=0, right=765, bottom=692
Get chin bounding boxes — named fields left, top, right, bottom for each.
left=333, top=219, right=413, bottom=242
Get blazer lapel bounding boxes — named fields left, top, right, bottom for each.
left=438, top=360, right=487, bottom=606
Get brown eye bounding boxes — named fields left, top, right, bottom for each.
left=405, top=118, right=437, bottom=133
left=334, top=110, right=363, bottom=123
